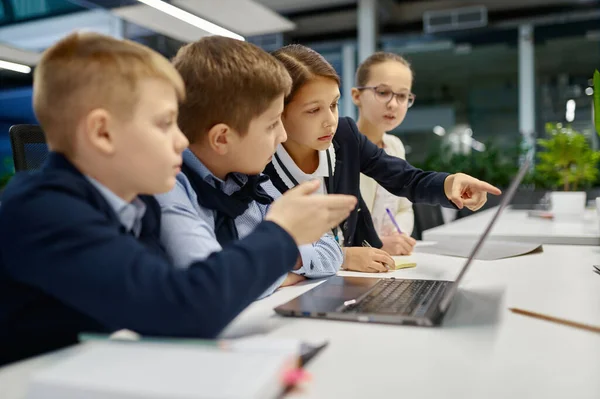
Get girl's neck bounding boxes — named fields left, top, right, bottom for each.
left=357, top=117, right=385, bottom=148
left=282, top=140, right=320, bottom=174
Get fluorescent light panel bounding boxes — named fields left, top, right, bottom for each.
left=135, top=0, right=244, bottom=40
left=0, top=59, right=31, bottom=74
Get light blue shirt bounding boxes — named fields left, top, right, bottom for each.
left=86, top=177, right=147, bottom=237
left=156, top=149, right=343, bottom=298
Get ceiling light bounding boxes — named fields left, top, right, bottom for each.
left=0, top=59, right=31, bottom=74
left=136, top=0, right=244, bottom=41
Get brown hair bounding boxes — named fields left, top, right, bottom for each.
left=172, top=36, right=292, bottom=143
left=355, top=52, right=413, bottom=87
left=271, top=44, right=341, bottom=104
left=33, top=31, right=185, bottom=155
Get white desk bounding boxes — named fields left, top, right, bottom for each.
left=2, top=245, right=600, bottom=399
left=423, top=207, right=600, bottom=246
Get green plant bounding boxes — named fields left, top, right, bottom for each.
left=535, top=123, right=600, bottom=191
left=0, top=173, right=12, bottom=189
left=0, top=157, right=14, bottom=191
left=414, top=138, right=521, bottom=188
left=594, top=69, right=600, bottom=135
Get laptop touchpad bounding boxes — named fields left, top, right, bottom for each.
left=277, top=277, right=380, bottom=313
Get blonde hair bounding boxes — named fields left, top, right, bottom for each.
left=355, top=52, right=413, bottom=87
left=271, top=44, right=341, bottom=104
left=173, top=36, right=292, bottom=143
left=33, top=31, right=185, bottom=155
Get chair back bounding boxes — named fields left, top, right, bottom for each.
left=9, top=125, right=49, bottom=172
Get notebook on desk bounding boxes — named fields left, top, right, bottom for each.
left=26, top=340, right=307, bottom=399
left=392, top=255, right=417, bottom=269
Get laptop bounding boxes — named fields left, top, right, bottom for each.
left=274, top=160, right=530, bottom=327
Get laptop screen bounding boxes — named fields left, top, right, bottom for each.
left=438, top=159, right=531, bottom=312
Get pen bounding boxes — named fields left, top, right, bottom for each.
left=385, top=208, right=403, bottom=234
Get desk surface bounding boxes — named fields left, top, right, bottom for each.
left=2, top=244, right=600, bottom=399
left=423, top=207, right=600, bottom=246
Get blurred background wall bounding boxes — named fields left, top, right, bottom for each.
left=1, top=0, right=599, bottom=189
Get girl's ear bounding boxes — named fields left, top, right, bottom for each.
left=351, top=87, right=362, bottom=107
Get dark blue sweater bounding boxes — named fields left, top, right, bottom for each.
left=264, top=117, right=454, bottom=248
left=0, top=153, right=299, bottom=366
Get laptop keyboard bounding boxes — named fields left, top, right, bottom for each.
left=342, top=279, right=444, bottom=316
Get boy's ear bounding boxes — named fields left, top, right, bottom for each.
left=351, top=88, right=362, bottom=107
left=206, top=123, right=234, bottom=155
left=84, top=108, right=115, bottom=155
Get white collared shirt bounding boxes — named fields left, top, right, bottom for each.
left=271, top=143, right=336, bottom=196
left=271, top=143, right=343, bottom=245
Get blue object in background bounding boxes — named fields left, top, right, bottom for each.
left=0, top=87, right=36, bottom=121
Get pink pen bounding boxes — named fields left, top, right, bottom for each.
left=282, top=368, right=311, bottom=386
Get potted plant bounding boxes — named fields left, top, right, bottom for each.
left=536, top=123, right=600, bottom=216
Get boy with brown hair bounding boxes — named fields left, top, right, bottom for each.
left=157, top=36, right=345, bottom=296
left=0, top=32, right=356, bottom=366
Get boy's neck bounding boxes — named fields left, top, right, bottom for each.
left=98, top=181, right=137, bottom=203
left=282, top=140, right=320, bottom=174
left=71, top=156, right=137, bottom=203
left=357, top=117, right=385, bottom=148
left=188, top=144, right=230, bottom=181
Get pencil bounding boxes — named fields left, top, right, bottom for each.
left=509, top=308, right=600, bottom=334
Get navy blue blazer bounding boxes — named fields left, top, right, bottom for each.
left=265, top=117, right=454, bottom=248
left=0, top=153, right=299, bottom=366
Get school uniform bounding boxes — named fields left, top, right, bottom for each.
left=264, top=116, right=454, bottom=248
left=0, top=152, right=299, bottom=366
left=156, top=149, right=343, bottom=298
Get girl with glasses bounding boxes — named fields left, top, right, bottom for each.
left=352, top=52, right=417, bottom=256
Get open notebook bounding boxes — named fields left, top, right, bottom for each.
left=26, top=338, right=323, bottom=399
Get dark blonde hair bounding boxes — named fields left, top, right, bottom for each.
left=355, top=52, right=413, bottom=87
left=173, top=36, right=292, bottom=143
left=33, top=31, right=185, bottom=155
left=271, top=44, right=341, bottom=104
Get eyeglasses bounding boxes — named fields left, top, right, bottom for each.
left=356, top=85, right=416, bottom=108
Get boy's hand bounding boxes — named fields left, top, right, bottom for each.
left=342, top=247, right=394, bottom=273
left=266, top=180, right=357, bottom=245
left=279, top=273, right=306, bottom=288
left=444, top=173, right=502, bottom=211
left=381, top=232, right=416, bottom=255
